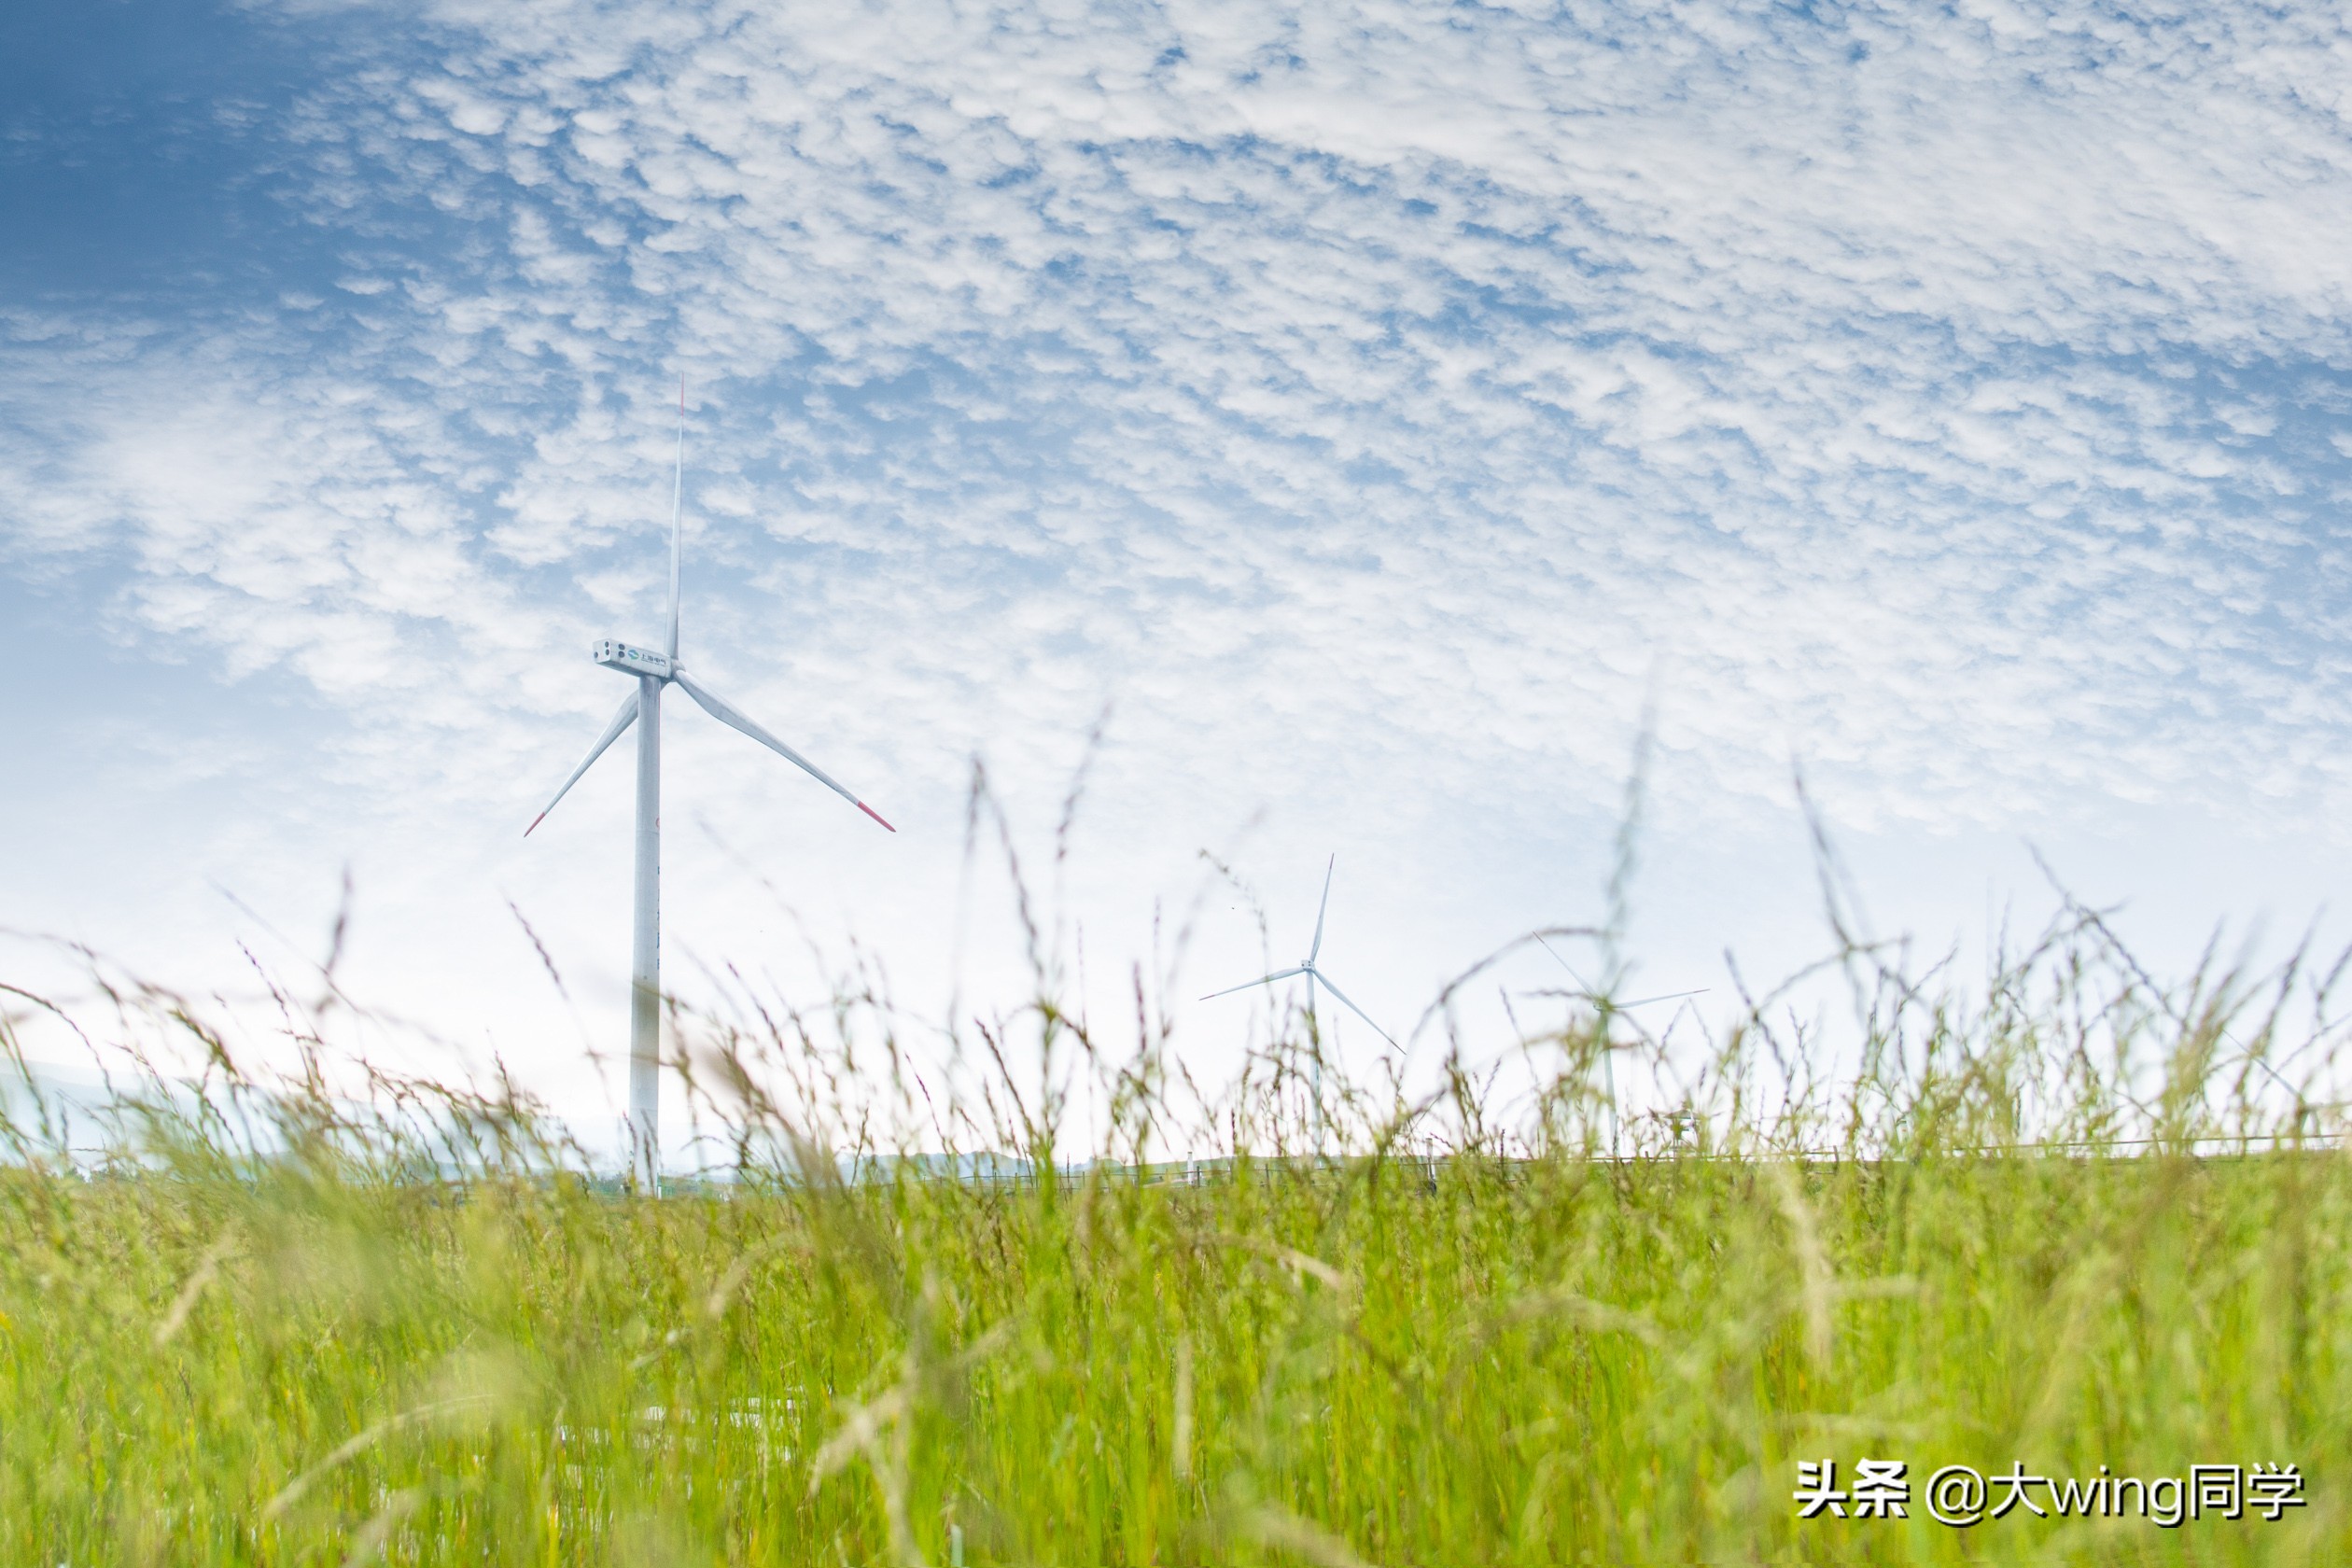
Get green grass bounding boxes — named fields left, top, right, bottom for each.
left=4, top=899, right=2349, bottom=1564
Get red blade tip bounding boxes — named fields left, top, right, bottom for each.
left=858, top=802, right=896, bottom=833
left=525, top=812, right=546, bottom=837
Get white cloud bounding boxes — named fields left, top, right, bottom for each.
left=9, top=0, right=2352, bottom=1106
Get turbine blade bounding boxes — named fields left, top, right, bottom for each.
left=1536, top=935, right=1592, bottom=990
left=671, top=668, right=894, bottom=831
left=1309, top=853, right=1335, bottom=962
left=525, top=688, right=640, bottom=835
left=1620, top=987, right=1709, bottom=1010
left=1305, top=969, right=1396, bottom=1048
left=1200, top=966, right=1306, bottom=1001
left=666, top=375, right=684, bottom=662
left=1533, top=927, right=1703, bottom=1012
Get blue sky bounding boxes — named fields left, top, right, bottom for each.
left=9, top=0, right=2352, bottom=1137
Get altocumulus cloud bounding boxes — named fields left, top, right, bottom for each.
left=7, top=0, right=2352, bottom=1036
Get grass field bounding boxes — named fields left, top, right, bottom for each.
left=4, top=892, right=2349, bottom=1565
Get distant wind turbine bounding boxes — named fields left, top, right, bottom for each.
left=1202, top=857, right=1393, bottom=1044
left=1533, top=936, right=1706, bottom=1157
left=525, top=381, right=894, bottom=1189
left=1203, top=856, right=1393, bottom=1150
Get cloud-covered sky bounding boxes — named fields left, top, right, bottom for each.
left=8, top=0, right=2352, bottom=1131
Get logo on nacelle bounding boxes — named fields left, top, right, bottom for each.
left=593, top=639, right=674, bottom=679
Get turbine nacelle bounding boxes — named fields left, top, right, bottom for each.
left=595, top=639, right=674, bottom=680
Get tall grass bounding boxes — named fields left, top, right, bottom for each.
left=3, top=841, right=2349, bottom=1564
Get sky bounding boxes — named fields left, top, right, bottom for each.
left=8, top=0, right=2352, bottom=1154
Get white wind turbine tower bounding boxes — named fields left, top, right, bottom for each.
left=1202, top=855, right=1394, bottom=1152
left=525, top=383, right=894, bottom=1189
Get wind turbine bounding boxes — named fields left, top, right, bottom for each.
left=1202, top=855, right=1393, bottom=1152
left=1532, top=936, right=1705, bottom=1158
left=524, top=382, right=894, bottom=1189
